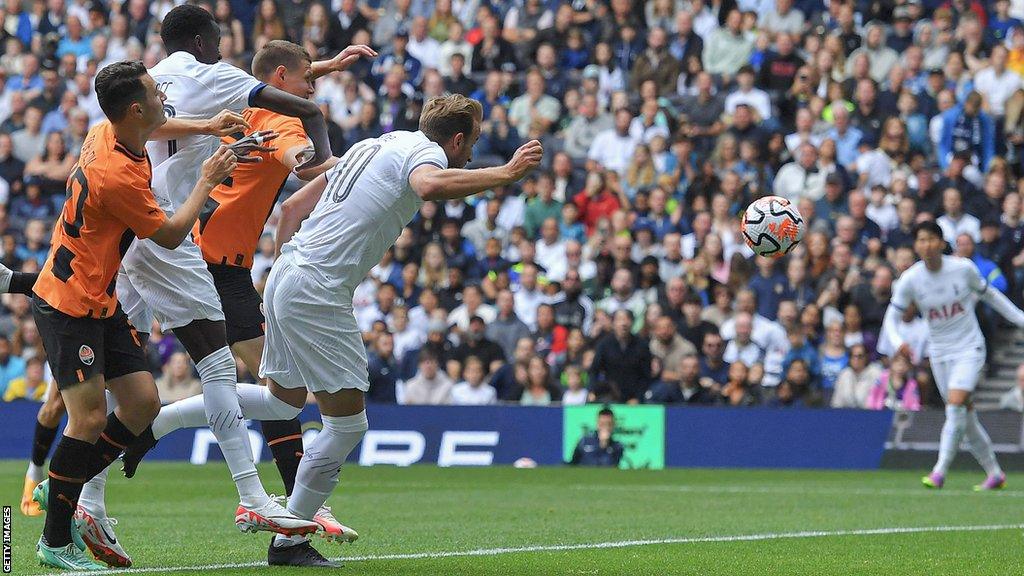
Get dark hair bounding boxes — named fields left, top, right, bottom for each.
left=160, top=4, right=217, bottom=51
left=912, top=220, right=944, bottom=240
left=251, top=40, right=311, bottom=80
left=94, top=61, right=148, bottom=122
left=598, top=406, right=615, bottom=418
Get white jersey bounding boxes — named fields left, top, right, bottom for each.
left=146, top=52, right=264, bottom=211
left=890, top=256, right=987, bottom=360
left=287, top=130, right=447, bottom=292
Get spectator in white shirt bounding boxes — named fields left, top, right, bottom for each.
left=448, top=285, right=497, bottom=334
left=936, top=187, right=981, bottom=245
left=437, top=21, right=474, bottom=77
left=535, top=218, right=568, bottom=280
left=407, top=16, right=441, bottom=71
left=588, top=108, right=641, bottom=175
left=773, top=142, right=826, bottom=202
left=560, top=364, right=589, bottom=406
left=785, top=108, right=824, bottom=154
left=974, top=45, right=1021, bottom=117
left=724, top=65, right=772, bottom=120
left=514, top=264, right=549, bottom=330
left=451, top=356, right=498, bottom=405
left=723, top=312, right=767, bottom=367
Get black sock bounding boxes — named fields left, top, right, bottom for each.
left=86, top=413, right=137, bottom=479
left=31, top=421, right=59, bottom=467
left=43, top=436, right=92, bottom=548
left=10, top=271, right=39, bottom=296
left=260, top=419, right=303, bottom=496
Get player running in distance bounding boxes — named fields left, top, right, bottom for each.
left=31, top=61, right=237, bottom=571
left=252, top=94, right=542, bottom=562
left=883, top=220, right=1024, bottom=491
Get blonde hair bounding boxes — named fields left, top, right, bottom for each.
left=419, top=94, right=483, bottom=144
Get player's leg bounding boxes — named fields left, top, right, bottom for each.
left=950, top=355, right=1007, bottom=490
left=216, top=262, right=305, bottom=498
left=234, top=335, right=305, bottom=496
left=923, top=358, right=960, bottom=488
left=23, top=382, right=64, bottom=516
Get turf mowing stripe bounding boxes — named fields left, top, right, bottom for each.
left=59, top=523, right=1024, bottom=575
left=573, top=484, right=1024, bottom=498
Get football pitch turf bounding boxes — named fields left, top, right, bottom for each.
left=3, top=461, right=1022, bottom=575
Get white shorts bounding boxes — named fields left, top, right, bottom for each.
left=121, top=237, right=224, bottom=332
left=115, top=270, right=153, bottom=333
left=260, top=252, right=369, bottom=394
left=930, top=355, right=986, bottom=398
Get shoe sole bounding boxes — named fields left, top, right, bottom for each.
left=235, top=511, right=319, bottom=537
left=77, top=517, right=132, bottom=568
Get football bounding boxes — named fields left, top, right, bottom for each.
left=741, top=196, right=805, bottom=258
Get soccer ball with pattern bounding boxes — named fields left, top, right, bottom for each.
left=741, top=196, right=805, bottom=258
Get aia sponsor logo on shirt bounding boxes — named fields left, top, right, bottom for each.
left=928, top=302, right=965, bottom=321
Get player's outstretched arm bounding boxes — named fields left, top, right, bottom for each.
left=150, top=110, right=251, bottom=140
left=251, top=86, right=331, bottom=171
left=409, top=140, right=543, bottom=202
left=978, top=282, right=1024, bottom=327
left=276, top=173, right=329, bottom=256
left=150, top=146, right=237, bottom=249
left=311, top=45, right=377, bottom=79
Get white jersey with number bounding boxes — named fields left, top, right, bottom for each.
left=890, top=256, right=987, bottom=361
left=286, top=130, right=448, bottom=292
left=146, top=51, right=265, bottom=211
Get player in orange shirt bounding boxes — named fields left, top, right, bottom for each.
left=30, top=61, right=238, bottom=571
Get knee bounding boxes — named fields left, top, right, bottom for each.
left=72, top=409, right=109, bottom=441
left=268, top=392, right=303, bottom=421
left=38, top=401, right=65, bottom=428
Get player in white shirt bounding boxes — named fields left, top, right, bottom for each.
left=115, top=5, right=340, bottom=541
left=255, top=94, right=541, bottom=546
left=883, top=221, right=1024, bottom=491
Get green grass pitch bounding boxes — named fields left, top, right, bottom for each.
left=3, top=461, right=1022, bottom=575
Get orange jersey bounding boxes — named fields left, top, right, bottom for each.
left=35, top=122, right=166, bottom=318
left=193, top=108, right=311, bottom=268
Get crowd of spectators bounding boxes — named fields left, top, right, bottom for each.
left=5, top=0, right=1024, bottom=410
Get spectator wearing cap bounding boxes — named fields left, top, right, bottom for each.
left=724, top=66, right=771, bottom=122
left=887, top=6, right=916, bottom=53
left=508, top=68, right=560, bottom=139
left=702, top=9, right=752, bottom=81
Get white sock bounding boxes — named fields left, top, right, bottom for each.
left=79, top=391, right=118, bottom=517
left=933, top=404, right=967, bottom=475
left=272, top=533, right=309, bottom=548
left=197, top=347, right=266, bottom=508
left=964, top=410, right=1003, bottom=477
left=288, top=411, right=368, bottom=521
left=152, top=384, right=300, bottom=439
left=27, top=462, right=44, bottom=482
left=79, top=467, right=108, bottom=517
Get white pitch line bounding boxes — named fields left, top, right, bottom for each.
left=60, top=523, right=1024, bottom=576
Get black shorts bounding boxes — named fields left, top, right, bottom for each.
left=32, top=295, right=148, bottom=390
left=208, top=263, right=264, bottom=345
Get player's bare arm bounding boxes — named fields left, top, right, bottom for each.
left=409, top=139, right=544, bottom=201
left=149, top=145, right=237, bottom=249
left=152, top=109, right=251, bottom=139
left=275, top=173, right=328, bottom=255
left=310, top=45, right=378, bottom=79
left=251, top=85, right=331, bottom=171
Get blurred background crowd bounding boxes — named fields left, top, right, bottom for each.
left=4, top=0, right=1024, bottom=410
